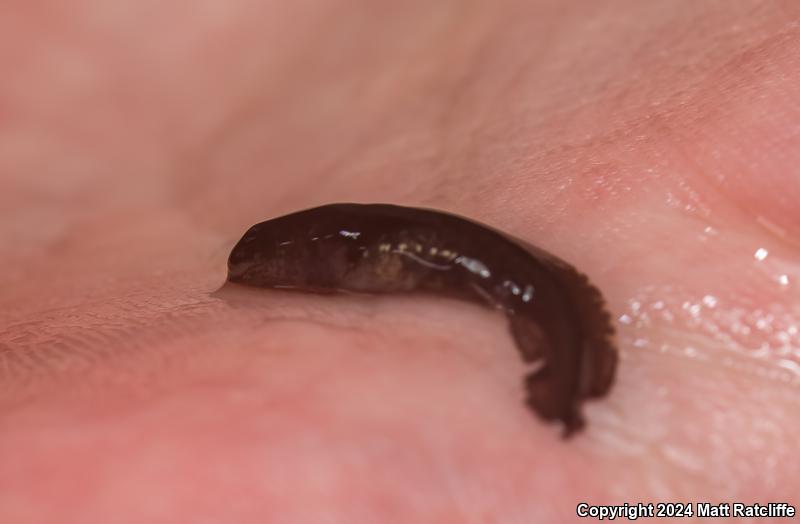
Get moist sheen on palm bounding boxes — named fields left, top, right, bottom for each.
left=227, top=203, right=617, bottom=436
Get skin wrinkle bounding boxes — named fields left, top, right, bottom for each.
left=167, top=3, right=576, bottom=223
left=298, top=12, right=508, bottom=207
left=169, top=3, right=489, bottom=229
left=463, top=22, right=800, bottom=251
left=425, top=20, right=565, bottom=211
left=461, top=12, right=800, bottom=213
left=413, top=29, right=504, bottom=203
left=687, top=27, right=800, bottom=237
left=3, top=284, right=513, bottom=408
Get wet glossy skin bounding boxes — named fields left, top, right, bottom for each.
left=228, top=203, right=617, bottom=434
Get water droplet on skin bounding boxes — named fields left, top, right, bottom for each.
left=618, top=287, right=800, bottom=383
left=754, top=248, right=769, bottom=261
left=702, top=295, right=718, bottom=308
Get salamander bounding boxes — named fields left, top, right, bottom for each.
left=227, top=203, right=617, bottom=436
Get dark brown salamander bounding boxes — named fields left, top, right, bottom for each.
left=227, top=203, right=617, bottom=436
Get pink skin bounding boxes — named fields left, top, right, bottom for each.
left=1, top=1, right=799, bottom=522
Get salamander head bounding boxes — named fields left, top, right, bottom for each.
left=227, top=221, right=285, bottom=285
left=227, top=217, right=350, bottom=289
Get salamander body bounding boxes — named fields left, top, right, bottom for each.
left=227, top=203, right=617, bottom=435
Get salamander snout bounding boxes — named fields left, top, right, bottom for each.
left=227, top=225, right=276, bottom=283
left=227, top=247, right=256, bottom=283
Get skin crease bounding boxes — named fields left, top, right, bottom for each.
left=0, top=0, right=799, bottom=522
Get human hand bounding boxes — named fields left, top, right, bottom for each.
left=1, top=1, right=798, bottom=522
